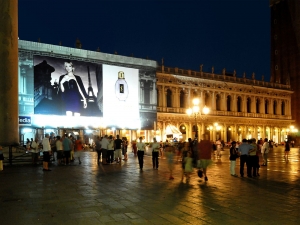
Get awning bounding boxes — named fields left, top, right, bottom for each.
left=165, top=124, right=182, bottom=135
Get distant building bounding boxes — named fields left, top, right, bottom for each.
left=18, top=40, right=294, bottom=144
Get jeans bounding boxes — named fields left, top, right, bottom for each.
left=230, top=160, right=236, bottom=175
left=240, top=155, right=249, bottom=176
left=262, top=153, right=268, bottom=165
left=152, top=151, right=159, bottom=169
left=96, top=149, right=102, bottom=163
left=247, top=156, right=257, bottom=176
left=107, top=150, right=114, bottom=163
left=138, top=150, right=144, bottom=169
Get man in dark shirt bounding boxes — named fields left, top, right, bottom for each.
left=114, top=135, right=123, bottom=163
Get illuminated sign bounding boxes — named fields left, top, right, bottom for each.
left=19, top=53, right=157, bottom=129
left=19, top=116, right=31, bottom=125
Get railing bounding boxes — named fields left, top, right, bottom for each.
left=157, top=66, right=292, bottom=90
left=156, top=107, right=292, bottom=120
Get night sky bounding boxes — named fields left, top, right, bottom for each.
left=19, top=0, right=270, bottom=81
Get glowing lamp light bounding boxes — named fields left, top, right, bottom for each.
left=192, top=105, right=200, bottom=113
left=192, top=98, right=200, bottom=105
left=186, top=108, right=192, bottom=116
left=202, top=106, right=209, bottom=115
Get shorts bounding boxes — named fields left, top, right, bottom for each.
left=115, top=149, right=122, bottom=158
left=43, top=152, right=50, bottom=162
left=199, top=159, right=212, bottom=168
left=57, top=150, right=64, bottom=159
left=31, top=153, right=38, bottom=161
left=64, top=151, right=71, bottom=159
left=75, top=151, right=82, bottom=158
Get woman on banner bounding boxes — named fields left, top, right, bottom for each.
left=58, top=62, right=88, bottom=116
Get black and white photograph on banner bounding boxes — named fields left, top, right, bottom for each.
left=33, top=55, right=103, bottom=117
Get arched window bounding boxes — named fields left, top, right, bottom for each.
left=166, top=89, right=172, bottom=107
left=180, top=90, right=185, bottom=108
left=216, top=94, right=221, bottom=111
left=256, top=99, right=260, bottom=113
left=273, top=100, right=277, bottom=115
left=237, top=96, right=242, bottom=112
left=193, top=91, right=198, bottom=99
left=281, top=101, right=285, bottom=115
left=227, top=95, right=231, bottom=111
left=205, top=93, right=211, bottom=108
left=265, top=100, right=269, bottom=114
left=247, top=97, right=251, bottom=113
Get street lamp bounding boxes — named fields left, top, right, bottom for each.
left=186, top=98, right=210, bottom=138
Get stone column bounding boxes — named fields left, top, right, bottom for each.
left=0, top=0, right=19, bottom=145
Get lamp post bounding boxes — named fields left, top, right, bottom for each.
left=186, top=98, right=210, bottom=138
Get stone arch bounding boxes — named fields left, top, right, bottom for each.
left=237, top=96, right=242, bottom=112
left=256, top=97, right=261, bottom=113
left=247, top=97, right=251, bottom=113
left=204, top=92, right=212, bottom=108
left=216, top=94, right=221, bottom=111
left=179, top=89, right=186, bottom=108
left=273, top=99, right=277, bottom=115
left=226, top=94, right=232, bottom=111
left=265, top=99, right=269, bottom=114
left=281, top=100, right=285, bottom=115
left=166, top=88, right=172, bottom=107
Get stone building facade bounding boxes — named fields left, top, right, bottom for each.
left=156, top=64, right=294, bottom=143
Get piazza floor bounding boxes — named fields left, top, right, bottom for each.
left=0, top=146, right=300, bottom=225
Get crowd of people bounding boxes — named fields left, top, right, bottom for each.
left=6, top=134, right=296, bottom=179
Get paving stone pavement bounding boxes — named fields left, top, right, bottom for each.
left=0, top=146, right=300, bottom=225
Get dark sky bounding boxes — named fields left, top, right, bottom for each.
left=19, top=0, right=270, bottom=81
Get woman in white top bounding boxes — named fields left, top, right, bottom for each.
left=261, top=138, right=269, bottom=166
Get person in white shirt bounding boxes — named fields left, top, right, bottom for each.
left=101, top=135, right=109, bottom=165
left=215, top=139, right=222, bottom=158
left=136, top=137, right=146, bottom=170
left=30, top=137, right=39, bottom=165
left=42, top=133, right=51, bottom=171
left=152, top=138, right=160, bottom=169
left=261, top=138, right=269, bottom=166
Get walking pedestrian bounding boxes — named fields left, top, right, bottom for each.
left=56, top=136, right=64, bottom=165
left=198, top=134, right=213, bottom=181
left=229, top=141, right=239, bottom=177
left=136, top=137, right=146, bottom=170
left=95, top=136, right=102, bottom=164
left=248, top=138, right=258, bottom=177
left=284, top=140, right=290, bottom=160
left=101, top=135, right=109, bottom=165
left=107, top=135, right=114, bottom=164
left=0, top=146, right=4, bottom=171
left=74, top=136, right=83, bottom=164
left=42, top=133, right=51, bottom=171
left=31, top=137, right=39, bottom=165
left=261, top=138, right=269, bottom=166
left=238, top=139, right=253, bottom=177
left=114, top=135, right=123, bottom=163
left=152, top=138, right=160, bottom=169
left=183, top=151, right=193, bottom=181
left=62, top=134, right=72, bottom=165
left=165, top=142, right=175, bottom=180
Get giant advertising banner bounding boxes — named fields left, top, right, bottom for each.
left=18, top=53, right=157, bottom=130
left=33, top=55, right=102, bottom=117
left=102, top=65, right=140, bottom=129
